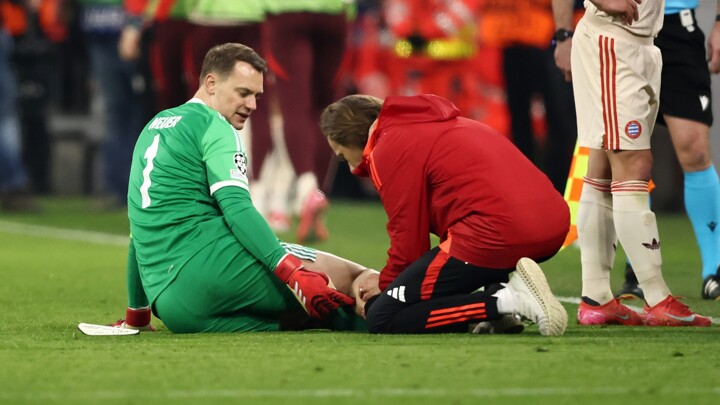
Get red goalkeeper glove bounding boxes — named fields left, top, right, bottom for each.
left=109, top=307, right=155, bottom=331
left=274, top=254, right=355, bottom=318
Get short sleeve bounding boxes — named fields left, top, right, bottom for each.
left=201, top=115, right=250, bottom=195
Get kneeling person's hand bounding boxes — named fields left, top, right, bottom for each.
left=274, top=254, right=355, bottom=318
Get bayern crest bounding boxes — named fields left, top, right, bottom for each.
left=233, top=153, right=247, bottom=175
left=625, top=120, right=642, bottom=139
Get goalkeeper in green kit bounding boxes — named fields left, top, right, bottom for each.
left=113, top=43, right=359, bottom=333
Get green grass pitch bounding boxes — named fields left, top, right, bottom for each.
left=1, top=197, right=719, bottom=404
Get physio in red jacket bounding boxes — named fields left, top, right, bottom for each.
left=320, top=94, right=570, bottom=335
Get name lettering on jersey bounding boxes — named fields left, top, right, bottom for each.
left=148, top=116, right=183, bottom=130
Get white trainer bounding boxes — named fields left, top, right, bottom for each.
left=506, top=258, right=567, bottom=336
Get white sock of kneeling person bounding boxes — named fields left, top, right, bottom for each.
left=493, top=286, right=516, bottom=314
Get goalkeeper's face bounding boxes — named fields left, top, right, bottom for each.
left=207, top=61, right=264, bottom=130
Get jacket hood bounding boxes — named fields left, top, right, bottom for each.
left=353, top=95, right=460, bottom=179
left=379, top=94, right=460, bottom=127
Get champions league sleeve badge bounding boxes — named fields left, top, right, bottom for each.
left=231, top=153, right=248, bottom=179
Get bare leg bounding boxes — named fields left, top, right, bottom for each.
left=301, top=251, right=380, bottom=317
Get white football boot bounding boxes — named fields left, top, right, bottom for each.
left=506, top=258, right=567, bottom=336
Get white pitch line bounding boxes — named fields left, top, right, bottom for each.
left=0, top=220, right=129, bottom=247
left=556, top=296, right=581, bottom=305
left=2, top=386, right=719, bottom=401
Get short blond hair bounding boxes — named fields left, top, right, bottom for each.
left=199, top=43, right=267, bottom=83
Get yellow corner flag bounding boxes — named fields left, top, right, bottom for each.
left=562, top=141, right=590, bottom=249
left=561, top=142, right=655, bottom=250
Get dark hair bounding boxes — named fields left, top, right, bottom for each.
left=320, top=95, right=383, bottom=149
left=199, top=43, right=267, bottom=83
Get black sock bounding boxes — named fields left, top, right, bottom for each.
left=582, top=296, right=601, bottom=306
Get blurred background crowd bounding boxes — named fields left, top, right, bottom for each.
left=0, top=0, right=717, bottom=233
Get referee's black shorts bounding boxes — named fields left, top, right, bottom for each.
left=655, top=9, right=713, bottom=127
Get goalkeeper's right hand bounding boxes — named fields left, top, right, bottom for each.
left=274, top=254, right=355, bottom=319
left=110, top=307, right=155, bottom=331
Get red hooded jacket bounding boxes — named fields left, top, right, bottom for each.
left=360, top=95, right=569, bottom=290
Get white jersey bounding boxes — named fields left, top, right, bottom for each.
left=584, top=0, right=665, bottom=38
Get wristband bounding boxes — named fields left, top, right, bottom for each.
left=274, top=254, right=303, bottom=282
left=126, top=307, right=152, bottom=327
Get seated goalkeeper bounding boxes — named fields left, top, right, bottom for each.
left=116, top=43, right=358, bottom=333
left=320, top=94, right=571, bottom=335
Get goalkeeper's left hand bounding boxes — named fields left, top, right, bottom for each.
left=109, top=307, right=155, bottom=331
left=274, top=254, right=356, bottom=318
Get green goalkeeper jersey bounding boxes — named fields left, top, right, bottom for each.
left=128, top=99, right=286, bottom=303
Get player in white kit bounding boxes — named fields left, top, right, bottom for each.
left=552, top=0, right=710, bottom=326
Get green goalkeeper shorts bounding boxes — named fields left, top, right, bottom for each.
left=153, top=236, right=303, bottom=333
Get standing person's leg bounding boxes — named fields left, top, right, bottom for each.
left=572, top=151, right=647, bottom=325
left=16, top=51, right=53, bottom=194
left=577, top=151, right=616, bottom=304
left=604, top=149, right=710, bottom=325
left=666, top=116, right=720, bottom=298
left=184, top=24, right=219, bottom=93
left=0, top=112, right=26, bottom=195
left=542, top=47, right=577, bottom=194
left=0, top=93, right=26, bottom=193
left=117, top=54, right=147, bottom=203
left=619, top=10, right=720, bottom=300
left=310, top=14, right=347, bottom=190
left=659, top=11, right=720, bottom=297
left=264, top=13, right=316, bottom=187
left=502, top=45, right=537, bottom=162
left=603, top=35, right=709, bottom=326
left=87, top=40, right=117, bottom=200
left=248, top=75, right=273, bottom=180
left=607, top=149, right=669, bottom=302
left=265, top=13, right=334, bottom=242
left=600, top=32, right=668, bottom=308
left=88, top=38, right=141, bottom=205
left=148, top=19, right=193, bottom=111
left=0, top=31, right=29, bottom=198
left=570, top=21, right=647, bottom=325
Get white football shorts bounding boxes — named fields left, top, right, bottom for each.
left=571, top=17, right=662, bottom=151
